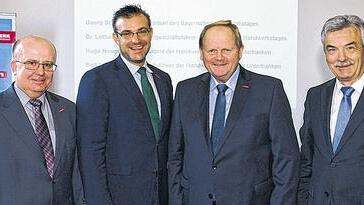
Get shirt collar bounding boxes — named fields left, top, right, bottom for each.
left=14, top=83, right=46, bottom=107
left=335, top=74, right=364, bottom=94
left=210, top=65, right=240, bottom=92
left=119, top=55, right=153, bottom=75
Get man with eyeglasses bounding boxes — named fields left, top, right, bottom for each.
left=0, top=35, right=83, bottom=204
left=77, top=4, right=173, bottom=205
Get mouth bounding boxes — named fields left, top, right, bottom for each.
left=31, top=78, right=46, bottom=84
left=335, top=61, right=353, bottom=69
left=129, top=43, right=145, bottom=53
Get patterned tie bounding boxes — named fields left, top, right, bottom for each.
left=332, top=86, right=355, bottom=153
left=29, top=99, right=55, bottom=177
left=138, top=67, right=160, bottom=141
left=211, top=84, right=228, bottom=156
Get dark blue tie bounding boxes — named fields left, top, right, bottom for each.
left=211, top=84, right=228, bottom=156
left=332, top=86, right=355, bottom=153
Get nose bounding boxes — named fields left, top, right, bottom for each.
left=337, top=48, right=347, bottom=61
left=215, top=51, right=224, bottom=60
left=34, top=64, right=46, bottom=75
left=130, top=33, right=141, bottom=43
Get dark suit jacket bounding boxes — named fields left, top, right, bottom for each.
left=299, top=78, right=364, bottom=205
left=168, top=66, right=300, bottom=205
left=0, top=85, right=83, bottom=205
left=76, top=56, right=173, bottom=205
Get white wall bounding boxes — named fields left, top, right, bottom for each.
left=3, top=0, right=364, bottom=135
left=2, top=0, right=74, bottom=99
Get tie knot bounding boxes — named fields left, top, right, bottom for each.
left=341, top=86, right=355, bottom=97
left=29, top=99, right=42, bottom=108
left=216, top=84, right=228, bottom=94
left=138, top=67, right=147, bottom=76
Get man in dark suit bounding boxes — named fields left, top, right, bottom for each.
left=76, top=4, right=173, bottom=205
left=0, top=35, right=83, bottom=204
left=299, top=15, right=364, bottom=205
left=168, top=20, right=300, bottom=205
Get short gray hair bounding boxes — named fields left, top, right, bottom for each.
left=321, top=15, right=364, bottom=46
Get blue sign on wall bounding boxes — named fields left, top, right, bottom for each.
left=0, top=14, right=16, bottom=92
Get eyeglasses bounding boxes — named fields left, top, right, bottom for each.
left=16, top=60, right=57, bottom=72
left=115, top=28, right=151, bottom=39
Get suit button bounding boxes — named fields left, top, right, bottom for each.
left=212, top=165, right=217, bottom=170
left=208, top=193, right=214, bottom=199
left=324, top=191, right=329, bottom=197
left=330, top=162, right=336, bottom=167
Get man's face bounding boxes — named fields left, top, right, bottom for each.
left=324, top=26, right=364, bottom=86
left=200, top=26, right=243, bottom=83
left=11, top=38, right=55, bottom=98
left=112, top=14, right=153, bottom=66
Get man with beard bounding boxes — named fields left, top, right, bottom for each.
left=76, top=4, right=173, bottom=205
left=299, top=15, right=364, bottom=205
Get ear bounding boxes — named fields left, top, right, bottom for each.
left=199, top=49, right=204, bottom=60
left=239, top=46, right=244, bottom=59
left=11, top=60, right=17, bottom=75
left=149, top=27, right=153, bottom=38
left=112, top=32, right=120, bottom=46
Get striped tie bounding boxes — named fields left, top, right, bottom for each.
left=29, top=99, right=55, bottom=177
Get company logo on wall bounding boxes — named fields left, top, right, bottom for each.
left=0, top=31, right=16, bottom=43
left=0, top=71, right=8, bottom=78
left=0, top=13, right=16, bottom=92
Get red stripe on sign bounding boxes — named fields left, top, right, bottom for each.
left=0, top=31, right=16, bottom=44
left=0, top=71, right=8, bottom=78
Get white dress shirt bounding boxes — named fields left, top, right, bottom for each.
left=330, top=74, right=364, bottom=142
left=209, top=66, right=240, bottom=133
left=14, top=84, right=56, bottom=153
left=120, top=55, right=161, bottom=117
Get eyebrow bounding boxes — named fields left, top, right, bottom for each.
left=119, top=27, right=149, bottom=32
left=326, top=41, right=357, bottom=49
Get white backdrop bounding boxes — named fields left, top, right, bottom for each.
left=3, top=0, right=364, bottom=136
left=75, top=0, right=298, bottom=107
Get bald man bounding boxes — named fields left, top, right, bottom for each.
left=0, top=35, right=83, bottom=205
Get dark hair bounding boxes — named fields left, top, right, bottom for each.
left=321, top=15, right=364, bottom=46
left=112, top=4, right=151, bottom=32
left=199, top=20, right=243, bottom=49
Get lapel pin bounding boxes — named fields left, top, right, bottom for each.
left=153, top=73, right=161, bottom=80
left=241, top=84, right=250, bottom=89
left=58, top=108, right=65, bottom=113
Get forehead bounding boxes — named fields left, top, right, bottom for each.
left=203, top=26, right=236, bottom=48
left=17, top=38, right=55, bottom=61
left=325, top=26, right=362, bottom=46
left=114, top=14, right=149, bottom=31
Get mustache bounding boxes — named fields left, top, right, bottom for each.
left=335, top=60, right=354, bottom=68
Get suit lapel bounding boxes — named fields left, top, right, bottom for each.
left=214, top=67, right=251, bottom=156
left=152, top=71, right=166, bottom=142
left=321, top=80, right=335, bottom=157
left=46, top=92, right=66, bottom=175
left=198, top=74, right=212, bottom=152
left=0, top=86, right=45, bottom=164
left=335, top=85, right=364, bottom=154
left=114, top=56, right=154, bottom=138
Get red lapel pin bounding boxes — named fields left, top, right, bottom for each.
left=241, top=83, right=250, bottom=89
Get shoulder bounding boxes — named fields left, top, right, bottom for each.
left=244, top=69, right=283, bottom=87
left=46, top=91, right=75, bottom=108
left=176, top=72, right=210, bottom=89
left=82, top=58, right=117, bottom=78
left=306, top=78, right=335, bottom=96
left=148, top=63, right=172, bottom=81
